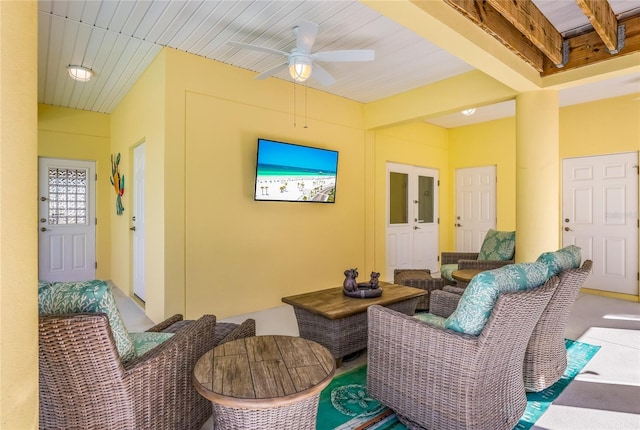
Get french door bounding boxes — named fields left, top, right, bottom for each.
left=562, top=152, right=638, bottom=295
left=38, top=158, right=96, bottom=282
left=132, top=143, right=146, bottom=302
left=386, top=162, right=439, bottom=280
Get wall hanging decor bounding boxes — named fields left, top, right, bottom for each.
left=110, top=153, right=125, bottom=215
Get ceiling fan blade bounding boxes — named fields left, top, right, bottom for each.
left=228, top=41, right=290, bottom=58
left=296, top=20, right=318, bottom=53
left=310, top=64, right=336, bottom=86
left=255, top=63, right=288, bottom=80
left=313, top=49, right=375, bottom=62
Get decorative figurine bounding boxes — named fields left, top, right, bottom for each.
left=343, top=268, right=382, bottom=298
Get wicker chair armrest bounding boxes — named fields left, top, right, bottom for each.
left=124, top=314, right=217, bottom=428
left=441, top=252, right=479, bottom=265
left=458, top=259, right=513, bottom=270
left=429, top=290, right=461, bottom=317
left=368, top=305, right=478, bottom=365
left=126, top=314, right=216, bottom=368
left=145, top=314, right=184, bottom=332
left=217, top=318, right=256, bottom=345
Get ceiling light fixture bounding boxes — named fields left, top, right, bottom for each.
left=461, top=108, right=476, bottom=116
left=67, top=65, right=94, bottom=82
left=288, top=54, right=312, bottom=82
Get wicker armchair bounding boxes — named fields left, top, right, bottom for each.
left=367, top=277, right=558, bottom=430
left=523, top=260, right=592, bottom=391
left=431, top=260, right=593, bottom=392
left=39, top=313, right=255, bottom=430
left=441, top=229, right=515, bottom=285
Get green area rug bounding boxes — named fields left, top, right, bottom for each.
left=317, top=339, right=600, bottom=430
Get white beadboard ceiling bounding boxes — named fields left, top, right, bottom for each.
left=38, top=0, right=640, bottom=128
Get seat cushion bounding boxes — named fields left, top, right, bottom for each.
left=477, top=229, right=516, bottom=261
left=130, top=332, right=175, bottom=357
left=414, top=312, right=446, bottom=328
left=536, top=245, right=581, bottom=276
left=38, top=280, right=137, bottom=362
left=440, top=264, right=458, bottom=282
left=444, top=262, right=549, bottom=335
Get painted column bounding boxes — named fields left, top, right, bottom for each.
left=515, top=91, right=560, bottom=262
left=0, top=1, right=39, bottom=427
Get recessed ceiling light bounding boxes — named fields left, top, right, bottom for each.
left=67, top=65, right=94, bottom=82
left=461, top=108, right=476, bottom=116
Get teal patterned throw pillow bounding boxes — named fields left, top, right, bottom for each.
left=477, top=230, right=516, bottom=261
left=38, top=280, right=136, bottom=362
left=444, top=262, right=549, bottom=336
left=536, top=245, right=581, bottom=276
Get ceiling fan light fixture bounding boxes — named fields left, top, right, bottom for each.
left=461, top=108, right=476, bottom=116
left=288, top=55, right=312, bottom=82
left=67, top=65, right=94, bottom=82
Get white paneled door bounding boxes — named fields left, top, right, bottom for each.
left=132, top=143, right=146, bottom=302
left=455, top=166, right=496, bottom=252
left=386, top=163, right=439, bottom=280
left=562, top=152, right=638, bottom=295
left=38, top=158, right=96, bottom=282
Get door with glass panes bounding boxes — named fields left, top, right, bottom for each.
left=38, top=158, right=96, bottom=282
left=386, top=162, right=439, bottom=280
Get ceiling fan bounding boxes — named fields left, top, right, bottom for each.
left=228, top=20, right=375, bottom=86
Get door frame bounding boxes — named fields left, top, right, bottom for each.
left=385, top=162, right=439, bottom=279
left=38, top=157, right=97, bottom=282
left=455, top=165, right=497, bottom=252
left=562, top=151, right=639, bottom=296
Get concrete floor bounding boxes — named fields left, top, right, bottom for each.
left=115, top=288, right=640, bottom=430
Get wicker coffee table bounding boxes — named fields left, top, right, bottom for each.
left=282, top=282, right=425, bottom=366
left=193, top=335, right=334, bottom=430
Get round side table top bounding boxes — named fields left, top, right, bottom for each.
left=451, top=269, right=483, bottom=283
left=193, top=335, right=335, bottom=409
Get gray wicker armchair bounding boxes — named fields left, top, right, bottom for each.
left=440, top=229, right=516, bottom=285
left=39, top=313, right=255, bottom=430
left=430, top=260, right=592, bottom=392
left=367, top=277, right=558, bottom=430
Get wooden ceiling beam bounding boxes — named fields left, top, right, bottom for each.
left=442, top=0, right=544, bottom=72
left=542, top=14, right=640, bottom=76
left=485, top=0, right=564, bottom=65
left=575, top=0, right=619, bottom=52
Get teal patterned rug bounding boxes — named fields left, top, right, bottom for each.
left=317, top=339, right=600, bottom=430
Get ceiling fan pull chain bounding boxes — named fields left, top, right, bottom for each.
left=304, top=83, right=308, bottom=129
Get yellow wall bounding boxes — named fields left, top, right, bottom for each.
left=0, top=1, right=38, bottom=427
left=372, top=123, right=451, bottom=270
left=447, top=93, right=639, bottom=261
left=560, top=93, right=640, bottom=158
left=38, top=105, right=112, bottom=278
left=110, top=51, right=166, bottom=321
left=166, top=50, right=367, bottom=319
left=448, top=117, right=517, bottom=246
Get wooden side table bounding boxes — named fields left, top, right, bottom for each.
left=451, top=269, right=483, bottom=288
left=193, top=335, right=335, bottom=430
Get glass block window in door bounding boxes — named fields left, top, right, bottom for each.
left=47, top=167, right=88, bottom=225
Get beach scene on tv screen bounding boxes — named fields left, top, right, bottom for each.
left=255, top=140, right=338, bottom=202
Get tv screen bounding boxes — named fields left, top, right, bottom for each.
left=254, top=138, right=338, bottom=203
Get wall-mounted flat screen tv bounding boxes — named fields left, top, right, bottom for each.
left=254, top=138, right=338, bottom=203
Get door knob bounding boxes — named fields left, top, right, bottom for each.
left=129, top=226, right=136, bottom=231
left=564, top=227, right=572, bottom=231
left=414, top=226, right=420, bottom=230
left=41, top=227, right=47, bottom=232
left=40, top=218, right=46, bottom=223
left=40, top=196, right=47, bottom=201
left=455, top=223, right=462, bottom=227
